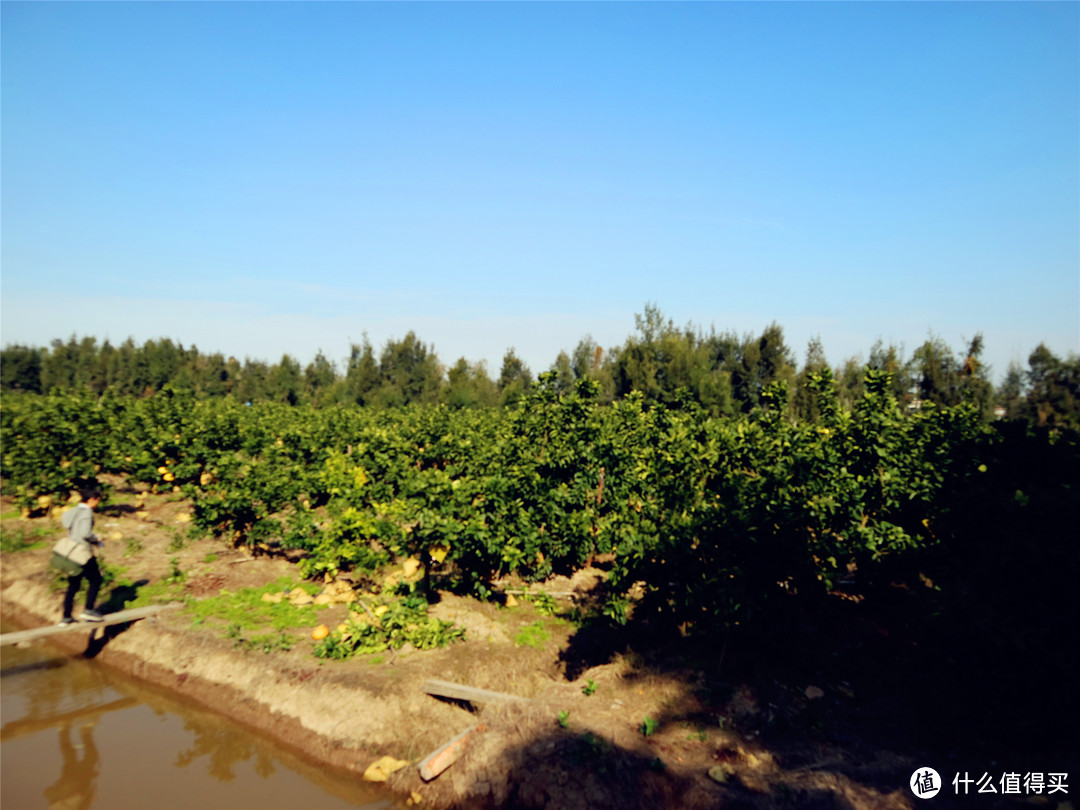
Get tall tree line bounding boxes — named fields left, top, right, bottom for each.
left=2, top=309, right=1078, bottom=429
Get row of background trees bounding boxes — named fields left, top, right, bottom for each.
left=2, top=305, right=1077, bottom=429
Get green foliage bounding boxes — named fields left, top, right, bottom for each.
left=3, top=356, right=1068, bottom=652
left=613, top=304, right=755, bottom=416
left=0, top=389, right=110, bottom=509
left=582, top=679, right=597, bottom=696
left=4, top=319, right=1077, bottom=431
left=1, top=344, right=44, bottom=393
left=1020, top=343, right=1080, bottom=431
left=313, top=595, right=465, bottom=659
left=557, top=710, right=571, bottom=728
left=498, top=348, right=533, bottom=407
left=639, top=716, right=659, bottom=736
left=166, top=531, right=187, bottom=553
left=165, top=557, right=186, bottom=585
left=528, top=591, right=559, bottom=616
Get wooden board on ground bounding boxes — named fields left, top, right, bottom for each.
left=0, top=603, right=183, bottom=647
left=422, top=678, right=529, bottom=706
left=419, top=724, right=484, bottom=781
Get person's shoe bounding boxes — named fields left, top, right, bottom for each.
left=57, top=617, right=77, bottom=626
left=79, top=609, right=104, bottom=622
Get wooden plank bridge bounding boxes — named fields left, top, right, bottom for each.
left=0, top=603, right=183, bottom=647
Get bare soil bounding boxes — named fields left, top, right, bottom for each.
left=0, top=482, right=1050, bottom=810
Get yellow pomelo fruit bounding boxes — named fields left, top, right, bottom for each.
left=362, top=756, right=407, bottom=782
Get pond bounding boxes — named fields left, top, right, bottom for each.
left=1, top=625, right=399, bottom=810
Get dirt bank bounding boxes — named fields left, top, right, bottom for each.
left=2, top=489, right=920, bottom=810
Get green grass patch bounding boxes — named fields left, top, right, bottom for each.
left=514, top=619, right=551, bottom=648
left=123, top=580, right=185, bottom=609
left=225, top=624, right=294, bottom=654
left=1, top=523, right=52, bottom=552
left=186, top=577, right=325, bottom=632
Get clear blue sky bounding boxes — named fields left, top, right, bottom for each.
left=2, top=1, right=1077, bottom=383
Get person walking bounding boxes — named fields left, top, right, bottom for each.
left=57, top=489, right=105, bottom=624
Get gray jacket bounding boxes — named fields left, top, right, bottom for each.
left=61, top=504, right=99, bottom=556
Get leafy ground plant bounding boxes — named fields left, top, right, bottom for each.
left=314, top=594, right=464, bottom=660
left=524, top=591, right=559, bottom=616
left=513, top=620, right=550, bottom=648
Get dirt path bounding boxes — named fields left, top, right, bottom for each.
left=1, top=487, right=919, bottom=810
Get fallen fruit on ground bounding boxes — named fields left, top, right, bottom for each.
left=363, top=755, right=408, bottom=782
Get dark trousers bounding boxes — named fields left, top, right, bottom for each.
left=62, top=557, right=102, bottom=618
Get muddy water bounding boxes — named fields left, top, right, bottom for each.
left=1, top=628, right=399, bottom=810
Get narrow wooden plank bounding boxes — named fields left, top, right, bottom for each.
left=418, top=724, right=484, bottom=782
left=422, top=678, right=528, bottom=706
left=0, top=602, right=183, bottom=647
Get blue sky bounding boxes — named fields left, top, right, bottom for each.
left=2, top=2, right=1077, bottom=383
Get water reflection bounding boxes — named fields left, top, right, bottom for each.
left=2, top=631, right=397, bottom=809
left=174, top=714, right=277, bottom=783
left=44, top=722, right=99, bottom=810
left=1, top=694, right=136, bottom=743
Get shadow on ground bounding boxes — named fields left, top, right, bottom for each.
left=81, top=579, right=151, bottom=659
